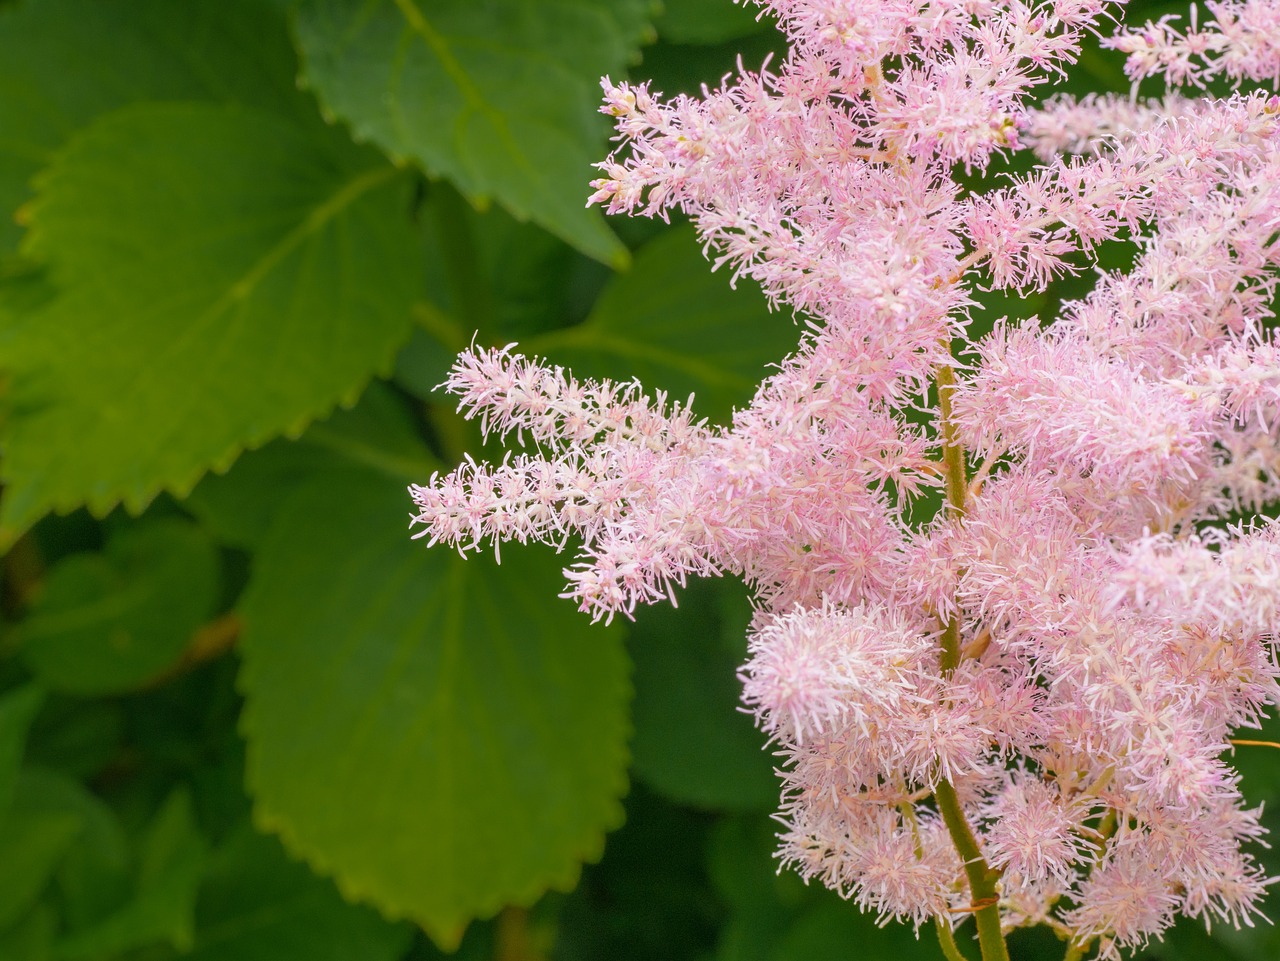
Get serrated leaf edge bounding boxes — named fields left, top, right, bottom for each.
left=0, top=104, right=420, bottom=546
left=235, top=546, right=633, bottom=948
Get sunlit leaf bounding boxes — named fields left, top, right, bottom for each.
left=0, top=0, right=314, bottom=254
left=0, top=103, right=420, bottom=541
left=239, top=470, right=630, bottom=947
left=293, top=0, right=660, bottom=265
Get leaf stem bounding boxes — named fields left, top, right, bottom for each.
left=495, top=906, right=546, bottom=961
left=142, top=612, right=242, bottom=689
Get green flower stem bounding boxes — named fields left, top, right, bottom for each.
left=935, top=778, right=1009, bottom=961
left=932, top=356, right=1009, bottom=961
left=936, top=916, right=975, bottom=961
left=935, top=360, right=965, bottom=671
left=934, top=362, right=968, bottom=517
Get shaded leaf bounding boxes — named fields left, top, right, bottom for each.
left=555, top=786, right=721, bottom=961
left=634, top=30, right=789, bottom=102
left=393, top=326, right=461, bottom=403
left=0, top=684, right=44, bottom=820
left=19, top=519, right=219, bottom=695
left=0, top=903, right=56, bottom=961
left=0, top=0, right=315, bottom=254
left=185, top=823, right=411, bottom=961
left=58, top=789, right=207, bottom=959
left=239, top=470, right=631, bottom=947
left=50, top=779, right=131, bottom=937
left=121, top=657, right=245, bottom=786
left=24, top=698, right=124, bottom=781
left=431, top=195, right=606, bottom=343
left=525, top=225, right=800, bottom=425
left=187, top=381, right=435, bottom=551
left=655, top=0, right=774, bottom=43
left=629, top=579, right=776, bottom=812
left=0, top=810, right=79, bottom=931
left=0, top=103, right=420, bottom=541
left=1230, top=712, right=1280, bottom=808
left=770, top=901, right=930, bottom=961
left=0, top=771, right=95, bottom=930
left=708, top=815, right=811, bottom=961
left=396, top=192, right=613, bottom=400
left=293, top=0, right=659, bottom=265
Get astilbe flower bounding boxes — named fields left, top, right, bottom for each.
left=409, top=1, right=1280, bottom=958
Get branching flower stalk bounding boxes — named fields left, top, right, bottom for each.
left=409, top=1, right=1280, bottom=958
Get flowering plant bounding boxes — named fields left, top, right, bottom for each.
left=410, top=1, right=1280, bottom=958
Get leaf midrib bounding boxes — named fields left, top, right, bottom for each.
left=389, top=0, right=548, bottom=193
left=94, top=160, right=402, bottom=451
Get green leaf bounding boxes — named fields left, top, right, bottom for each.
left=58, top=789, right=208, bottom=959
left=432, top=194, right=607, bottom=343
left=769, top=901, right=929, bottom=961
left=1230, top=712, right=1280, bottom=807
left=49, top=779, right=131, bottom=938
left=0, top=903, right=56, bottom=961
left=395, top=191, right=614, bottom=400
left=0, top=771, right=89, bottom=930
left=0, top=102, right=421, bottom=542
left=708, top=816, right=811, bottom=961
left=187, top=381, right=437, bottom=551
left=0, top=0, right=318, bottom=255
left=19, top=518, right=219, bottom=695
left=0, top=684, right=44, bottom=821
left=655, top=0, right=774, bottom=43
left=554, top=786, right=722, bottom=961
left=24, top=698, right=124, bottom=781
left=185, top=823, right=411, bottom=961
left=394, top=326, right=462, bottom=402
left=238, top=470, right=631, bottom=948
left=629, top=580, right=777, bottom=812
left=525, top=225, right=801, bottom=424
left=293, top=0, right=658, bottom=266
left=0, top=810, right=80, bottom=931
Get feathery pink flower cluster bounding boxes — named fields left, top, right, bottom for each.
left=410, top=1, right=1280, bottom=957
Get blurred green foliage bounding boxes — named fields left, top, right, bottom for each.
left=0, top=1, right=1275, bottom=959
